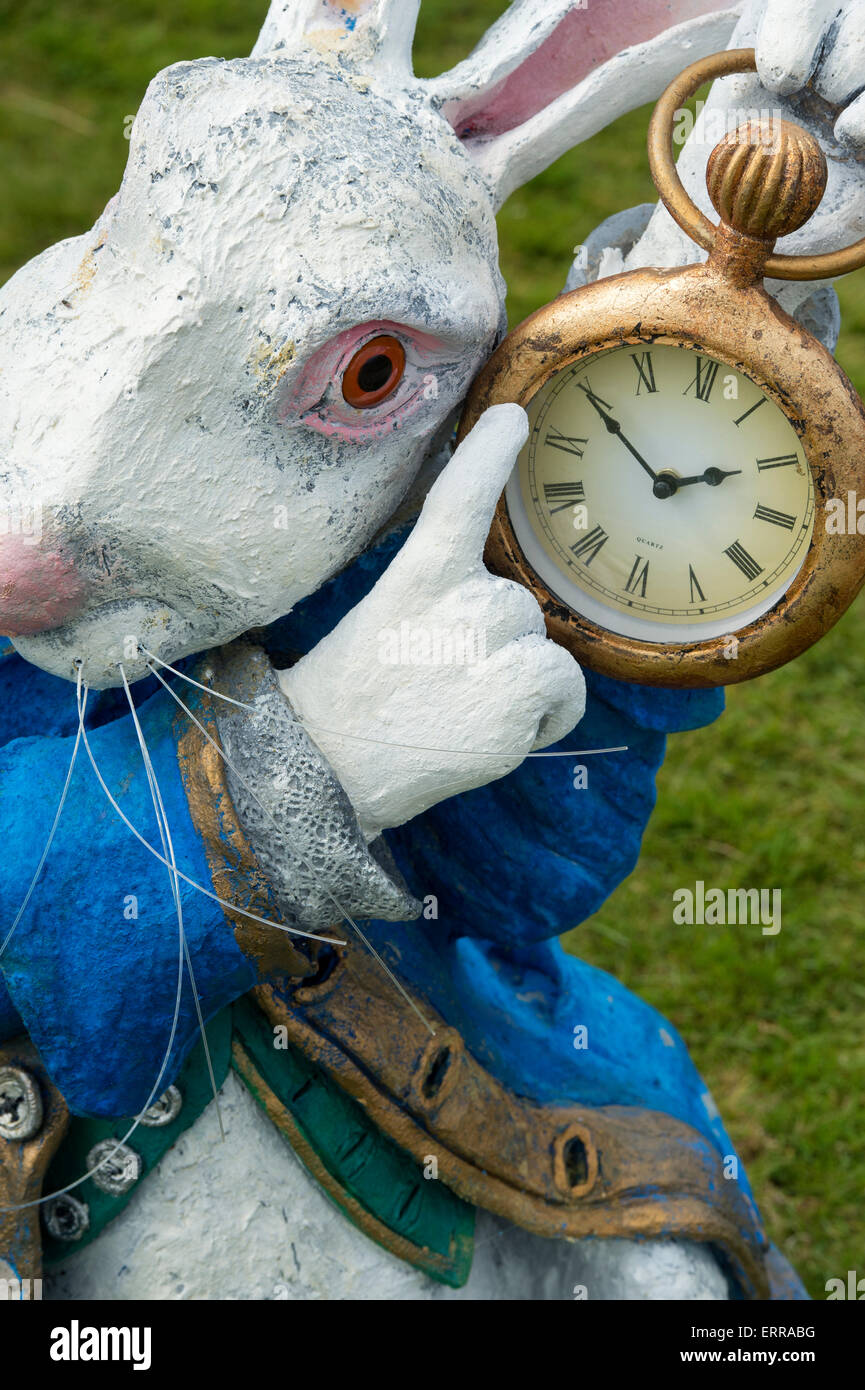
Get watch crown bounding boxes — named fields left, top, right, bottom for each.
left=706, top=118, right=827, bottom=242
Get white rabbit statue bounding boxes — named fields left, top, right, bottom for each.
left=1, top=0, right=861, bottom=1302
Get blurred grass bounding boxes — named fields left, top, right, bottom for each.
left=2, top=0, right=863, bottom=1298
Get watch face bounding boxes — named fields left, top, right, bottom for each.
left=506, top=343, right=815, bottom=644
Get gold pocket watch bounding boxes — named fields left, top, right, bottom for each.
left=458, top=49, right=865, bottom=687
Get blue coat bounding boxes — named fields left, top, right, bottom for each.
left=1, top=524, right=799, bottom=1286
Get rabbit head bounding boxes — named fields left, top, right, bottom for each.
left=0, top=0, right=738, bottom=688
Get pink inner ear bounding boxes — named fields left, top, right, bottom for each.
left=449, top=0, right=731, bottom=140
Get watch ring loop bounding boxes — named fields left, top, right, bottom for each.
left=647, top=47, right=865, bottom=282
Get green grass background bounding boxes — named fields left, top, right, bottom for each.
left=1, top=1, right=862, bottom=1296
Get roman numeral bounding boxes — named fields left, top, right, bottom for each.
left=571, top=525, right=609, bottom=566
left=631, top=352, right=657, bottom=395
left=543, top=480, right=585, bottom=513
left=688, top=565, right=706, bottom=603
left=734, top=398, right=767, bottom=427
left=754, top=503, right=796, bottom=530
left=756, top=454, right=799, bottom=471
left=724, top=540, right=763, bottom=582
left=624, top=555, right=649, bottom=597
left=545, top=426, right=588, bottom=459
left=683, top=356, right=720, bottom=403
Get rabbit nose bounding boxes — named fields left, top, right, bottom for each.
left=0, top=533, right=87, bottom=636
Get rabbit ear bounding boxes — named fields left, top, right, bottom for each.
left=423, top=0, right=740, bottom=209
left=252, top=0, right=420, bottom=76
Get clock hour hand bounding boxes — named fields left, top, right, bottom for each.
left=577, top=382, right=657, bottom=483
left=653, top=466, right=742, bottom=497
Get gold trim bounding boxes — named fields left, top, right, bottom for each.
left=253, top=944, right=772, bottom=1299
left=410, top=1029, right=465, bottom=1114
left=552, top=1122, right=598, bottom=1200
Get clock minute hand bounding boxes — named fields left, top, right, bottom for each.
left=577, top=383, right=657, bottom=483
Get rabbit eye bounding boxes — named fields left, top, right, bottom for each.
left=342, top=335, right=406, bottom=409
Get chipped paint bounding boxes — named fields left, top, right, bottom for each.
left=249, top=339, right=296, bottom=387
left=73, top=231, right=107, bottom=296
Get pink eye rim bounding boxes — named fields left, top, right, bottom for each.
left=278, top=318, right=455, bottom=441
left=341, top=335, right=406, bottom=409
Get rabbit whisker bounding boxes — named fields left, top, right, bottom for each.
left=145, top=660, right=436, bottom=1038
left=138, top=647, right=256, bottom=711
left=298, top=722, right=627, bottom=759
left=0, top=678, right=189, bottom=1216
left=119, top=664, right=224, bottom=1141
left=72, top=686, right=343, bottom=945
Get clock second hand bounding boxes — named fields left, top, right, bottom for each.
left=577, top=381, right=658, bottom=484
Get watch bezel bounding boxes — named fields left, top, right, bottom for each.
left=457, top=260, right=865, bottom=687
